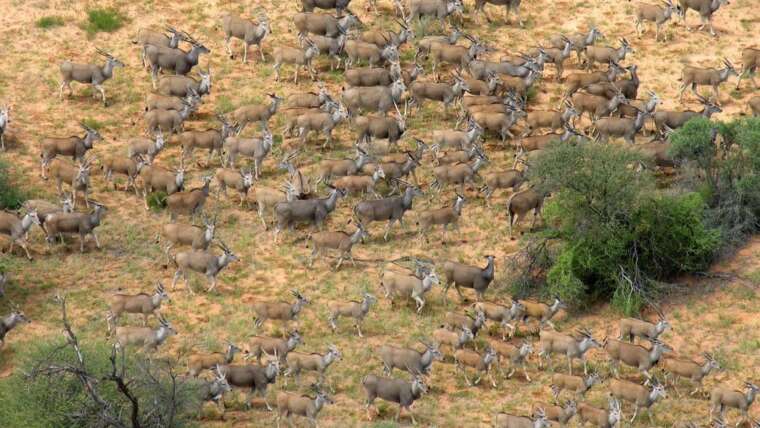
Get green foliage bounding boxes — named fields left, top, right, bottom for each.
left=0, top=338, right=200, bottom=427
left=0, top=160, right=26, bottom=209
left=36, top=16, right=65, bottom=29
left=670, top=117, right=760, bottom=251
left=147, top=191, right=168, bottom=212
left=81, top=117, right=104, bottom=130
left=523, top=142, right=720, bottom=311
left=85, top=8, right=124, bottom=35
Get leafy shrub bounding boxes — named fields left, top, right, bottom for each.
left=85, top=8, right=124, bottom=35
left=0, top=338, right=199, bottom=427
left=0, top=160, right=26, bottom=209
left=36, top=16, right=65, bottom=29
left=147, top=191, right=168, bottom=212
left=518, top=142, right=720, bottom=312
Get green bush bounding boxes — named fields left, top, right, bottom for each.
left=147, top=191, right=168, bottom=212
left=519, top=142, right=720, bottom=312
left=0, top=338, right=199, bottom=427
left=0, top=160, right=26, bottom=209
left=670, top=117, right=760, bottom=251
left=85, top=8, right=124, bottom=35
left=36, top=16, right=65, bottom=29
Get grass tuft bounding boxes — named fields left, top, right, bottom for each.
left=35, top=16, right=64, bottom=29
left=84, top=8, right=124, bottom=35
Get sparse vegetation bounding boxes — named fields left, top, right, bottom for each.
left=84, top=8, right=124, bottom=35
left=0, top=160, right=26, bottom=209
left=35, top=16, right=64, bottom=29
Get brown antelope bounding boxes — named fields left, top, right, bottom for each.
left=106, top=282, right=170, bottom=333
left=679, top=58, right=738, bottom=103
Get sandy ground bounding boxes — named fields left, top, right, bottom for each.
left=0, top=0, right=759, bottom=426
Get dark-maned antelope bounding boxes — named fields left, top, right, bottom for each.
left=106, top=282, right=170, bottom=333
left=362, top=374, right=427, bottom=424
left=166, top=175, right=212, bottom=221
left=132, top=26, right=182, bottom=67
left=679, top=0, right=730, bottom=36
left=170, top=240, right=238, bottom=293
left=221, top=12, right=271, bottom=63
left=506, top=187, right=545, bottom=238
left=353, top=183, right=423, bottom=241
left=441, top=255, right=495, bottom=303
left=0, top=211, right=39, bottom=260
left=679, top=58, right=738, bottom=103
left=44, top=203, right=107, bottom=253
left=59, top=48, right=124, bottom=106
left=144, top=32, right=210, bottom=87
left=40, top=123, right=101, bottom=179
left=539, top=329, right=600, bottom=375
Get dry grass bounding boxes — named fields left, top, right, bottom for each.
left=0, top=0, right=759, bottom=426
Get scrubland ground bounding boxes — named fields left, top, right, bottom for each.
left=0, top=0, right=758, bottom=426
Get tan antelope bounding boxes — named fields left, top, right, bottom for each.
left=532, top=400, right=577, bottom=428
left=476, top=299, right=526, bottom=339
left=737, top=47, right=760, bottom=90
left=635, top=0, right=677, bottom=41
left=0, top=211, right=40, bottom=260
left=285, top=345, right=341, bottom=385
left=252, top=290, right=310, bottom=329
left=106, top=282, right=170, bottom=333
left=44, top=203, right=108, bottom=253
left=661, top=352, right=720, bottom=396
left=578, top=397, right=622, bottom=428
left=619, top=314, right=670, bottom=342
left=48, top=158, right=92, bottom=209
left=538, top=328, right=600, bottom=375
left=170, top=240, right=238, bottom=293
left=609, top=378, right=667, bottom=423
left=552, top=372, right=601, bottom=400
left=328, top=292, right=376, bottom=337
left=187, top=342, right=243, bottom=377
left=679, top=58, right=738, bottom=103
left=454, top=347, right=498, bottom=387
left=710, top=381, right=759, bottom=425
left=307, top=223, right=368, bottom=269
left=603, top=337, right=673, bottom=380
left=488, top=340, right=533, bottom=381
left=113, top=315, right=176, bottom=352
